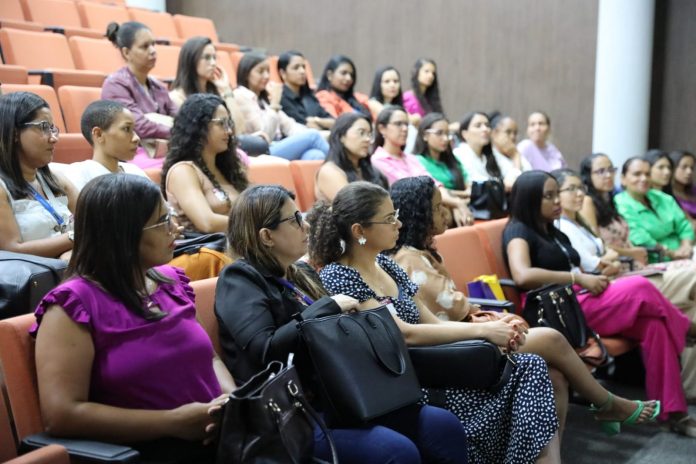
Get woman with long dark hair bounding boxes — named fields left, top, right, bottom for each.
left=316, top=55, right=371, bottom=118
left=367, top=66, right=405, bottom=121
left=402, top=58, right=444, bottom=123
left=670, top=150, right=696, bottom=224
left=453, top=111, right=502, bottom=183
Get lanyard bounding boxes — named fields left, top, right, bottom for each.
left=27, top=180, right=65, bottom=232
left=275, top=277, right=315, bottom=306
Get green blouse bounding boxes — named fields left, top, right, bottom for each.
left=415, top=154, right=468, bottom=190
left=614, top=189, right=694, bottom=260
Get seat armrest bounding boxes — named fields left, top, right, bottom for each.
left=498, top=278, right=516, bottom=288
left=468, top=298, right=515, bottom=313
left=21, top=433, right=140, bottom=463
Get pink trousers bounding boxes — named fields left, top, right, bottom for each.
left=578, top=275, right=690, bottom=420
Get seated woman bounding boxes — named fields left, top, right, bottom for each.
left=315, top=113, right=387, bottom=203
left=645, top=149, right=674, bottom=193
left=59, top=100, right=147, bottom=191
left=614, top=157, right=694, bottom=261
left=32, top=174, right=234, bottom=462
left=0, top=92, right=77, bottom=259
left=315, top=55, right=371, bottom=118
left=169, top=36, right=268, bottom=157
left=215, top=184, right=468, bottom=464
left=504, top=170, right=696, bottom=437
left=516, top=112, right=566, bottom=172
left=277, top=50, right=334, bottom=130
left=413, top=112, right=469, bottom=198
left=234, top=53, right=328, bottom=161
left=389, top=175, right=661, bottom=443
left=453, top=111, right=503, bottom=185
left=308, top=181, right=561, bottom=464
left=670, top=150, right=696, bottom=225
left=367, top=66, right=405, bottom=121
left=162, top=93, right=249, bottom=234
left=491, top=114, right=531, bottom=187
left=402, top=58, right=444, bottom=127
left=371, top=106, right=473, bottom=226
left=102, top=21, right=178, bottom=169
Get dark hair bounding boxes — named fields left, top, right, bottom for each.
left=550, top=168, right=595, bottom=234
left=0, top=92, right=64, bottom=199
left=80, top=100, right=126, bottom=145
left=369, top=66, right=403, bottom=106
left=410, top=58, right=443, bottom=114
left=508, top=170, right=556, bottom=237
left=670, top=150, right=696, bottom=189
left=68, top=174, right=171, bottom=319
left=389, top=176, right=439, bottom=258
left=105, top=21, right=149, bottom=51
left=277, top=50, right=312, bottom=96
left=643, top=149, right=673, bottom=193
left=317, top=55, right=369, bottom=116
left=326, top=113, right=388, bottom=188
left=307, top=181, right=390, bottom=267
left=372, top=105, right=408, bottom=153
left=237, top=52, right=270, bottom=103
left=459, top=111, right=501, bottom=178
left=162, top=93, right=248, bottom=197
left=228, top=184, right=325, bottom=300
left=579, top=153, right=620, bottom=227
left=621, top=156, right=647, bottom=176
left=413, top=112, right=465, bottom=190
left=171, top=36, right=218, bottom=97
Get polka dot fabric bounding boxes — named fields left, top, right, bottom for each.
left=320, top=254, right=558, bottom=464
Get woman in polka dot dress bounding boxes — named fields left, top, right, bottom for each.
left=307, top=181, right=560, bottom=464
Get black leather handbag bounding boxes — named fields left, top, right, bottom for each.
left=298, top=306, right=422, bottom=425
left=173, top=232, right=227, bottom=257
left=523, top=283, right=587, bottom=348
left=469, top=179, right=508, bottom=220
left=216, top=361, right=338, bottom=464
left=0, top=251, right=67, bottom=319
left=408, top=340, right=513, bottom=391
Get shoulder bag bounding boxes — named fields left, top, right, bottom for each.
left=298, top=305, right=422, bottom=426
left=470, top=178, right=508, bottom=220
left=216, top=360, right=338, bottom=464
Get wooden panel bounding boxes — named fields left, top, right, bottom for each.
left=168, top=0, right=598, bottom=168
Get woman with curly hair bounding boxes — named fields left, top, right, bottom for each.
left=162, top=93, right=248, bottom=234
left=315, top=113, right=387, bottom=202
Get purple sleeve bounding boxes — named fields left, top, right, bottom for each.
left=31, top=282, right=92, bottom=337
left=156, top=265, right=196, bottom=305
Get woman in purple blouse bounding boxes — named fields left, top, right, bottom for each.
left=32, top=174, right=234, bottom=463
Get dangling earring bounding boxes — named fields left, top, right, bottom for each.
left=358, top=236, right=367, bottom=246
left=339, top=239, right=346, bottom=254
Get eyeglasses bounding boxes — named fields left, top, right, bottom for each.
left=559, top=185, right=587, bottom=194
left=353, top=128, right=373, bottom=140
left=592, top=167, right=617, bottom=176
left=425, top=129, right=452, bottom=140
left=210, top=117, right=235, bottom=132
left=22, top=120, right=59, bottom=138
left=364, top=209, right=400, bottom=225
left=143, top=213, right=174, bottom=234
left=388, top=121, right=409, bottom=129
left=276, top=210, right=304, bottom=229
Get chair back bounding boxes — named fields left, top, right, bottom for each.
left=0, top=0, right=26, bottom=21
left=433, top=226, right=496, bottom=293
left=173, top=14, right=218, bottom=42
left=76, top=1, right=129, bottom=32
left=68, top=36, right=123, bottom=73
left=57, top=85, right=101, bottom=133
left=150, top=44, right=180, bottom=81
left=128, top=8, right=178, bottom=40
left=0, top=28, right=75, bottom=70
left=2, top=83, right=66, bottom=133
left=289, top=160, right=322, bottom=211
left=190, top=278, right=222, bottom=355
left=0, top=64, right=28, bottom=84
left=247, top=158, right=296, bottom=194
left=22, top=0, right=82, bottom=28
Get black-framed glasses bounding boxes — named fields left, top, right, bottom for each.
left=143, top=213, right=174, bottom=234
left=592, top=167, right=617, bottom=176
left=363, top=209, right=399, bottom=225
left=210, top=117, right=235, bottom=132
left=275, top=210, right=304, bottom=229
left=559, top=185, right=587, bottom=194
left=22, top=120, right=59, bottom=138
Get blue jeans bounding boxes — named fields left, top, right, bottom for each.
left=269, top=129, right=328, bottom=160
left=313, top=404, right=468, bottom=464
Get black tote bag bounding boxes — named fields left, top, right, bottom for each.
left=298, top=306, right=422, bottom=425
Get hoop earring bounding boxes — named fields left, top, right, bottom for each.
left=358, top=236, right=367, bottom=246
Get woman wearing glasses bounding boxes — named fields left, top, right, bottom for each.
left=215, top=184, right=469, bottom=463
left=0, top=92, right=78, bottom=259
left=315, top=113, right=387, bottom=203
left=161, top=93, right=249, bottom=235
left=32, top=174, right=234, bottom=462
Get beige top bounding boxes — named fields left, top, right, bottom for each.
left=165, top=161, right=239, bottom=233
left=392, top=246, right=469, bottom=321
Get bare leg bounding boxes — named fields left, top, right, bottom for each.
left=548, top=367, right=569, bottom=439
left=535, top=431, right=561, bottom=464
left=519, top=327, right=656, bottom=422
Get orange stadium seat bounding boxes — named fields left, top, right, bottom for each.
left=289, top=160, right=322, bottom=211
left=150, top=43, right=180, bottom=81
left=2, top=83, right=66, bottom=132
left=128, top=8, right=183, bottom=45
left=268, top=55, right=281, bottom=83
left=230, top=50, right=244, bottom=78
left=76, top=1, right=129, bottom=33
left=172, top=14, right=239, bottom=54
left=0, top=0, right=44, bottom=32
left=0, top=63, right=29, bottom=84
left=68, top=36, right=123, bottom=74
left=215, top=50, right=236, bottom=88
left=57, top=85, right=101, bottom=133
left=20, top=0, right=103, bottom=39
left=0, top=28, right=106, bottom=88
left=191, top=277, right=222, bottom=355
left=247, top=158, right=297, bottom=194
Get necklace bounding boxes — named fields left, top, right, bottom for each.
left=197, top=161, right=232, bottom=209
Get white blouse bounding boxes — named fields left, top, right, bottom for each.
left=556, top=216, right=604, bottom=272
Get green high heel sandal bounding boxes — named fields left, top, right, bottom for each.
left=589, top=392, right=661, bottom=436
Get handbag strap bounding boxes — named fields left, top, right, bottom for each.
left=288, top=382, right=339, bottom=464
left=489, top=353, right=514, bottom=393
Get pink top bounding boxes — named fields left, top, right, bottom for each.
left=32, top=266, right=221, bottom=410
left=371, top=146, right=442, bottom=187
left=402, top=90, right=425, bottom=117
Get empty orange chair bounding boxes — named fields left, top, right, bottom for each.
left=76, top=1, right=129, bottom=33
left=0, top=28, right=106, bottom=88
left=191, top=277, right=222, bottom=355
left=247, top=159, right=296, bottom=194
left=128, top=8, right=182, bottom=44
left=0, top=63, right=28, bottom=84
left=150, top=44, right=180, bottom=82
left=434, top=226, right=498, bottom=293
left=172, top=14, right=239, bottom=53
left=68, top=36, right=123, bottom=74
left=20, top=0, right=103, bottom=39
left=289, top=160, right=322, bottom=211
left=0, top=0, right=44, bottom=32
left=57, top=85, right=101, bottom=133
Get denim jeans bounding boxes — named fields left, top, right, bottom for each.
left=269, top=129, right=328, bottom=160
